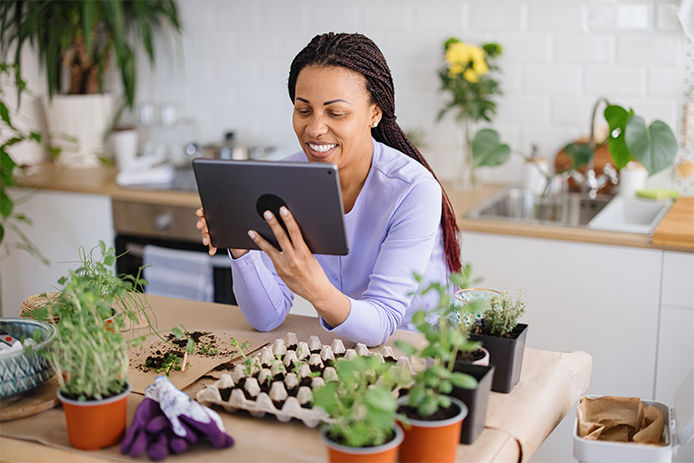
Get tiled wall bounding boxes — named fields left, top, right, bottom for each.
left=15, top=0, right=689, bottom=184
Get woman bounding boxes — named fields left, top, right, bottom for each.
left=196, top=32, right=461, bottom=346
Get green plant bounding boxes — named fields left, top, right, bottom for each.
left=313, top=355, right=409, bottom=448
left=1, top=0, right=182, bottom=109
left=563, top=100, right=678, bottom=176
left=395, top=272, right=487, bottom=417
left=230, top=338, right=258, bottom=376
left=470, top=128, right=511, bottom=169
left=0, top=63, right=48, bottom=264
left=475, top=292, right=526, bottom=337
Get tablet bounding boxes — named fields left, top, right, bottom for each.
left=192, top=158, right=349, bottom=255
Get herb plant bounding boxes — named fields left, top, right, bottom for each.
left=395, top=272, right=487, bottom=417
left=230, top=339, right=258, bottom=376
left=476, top=292, right=526, bottom=337
left=313, top=356, right=410, bottom=448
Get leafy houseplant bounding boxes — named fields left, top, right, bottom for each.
left=437, top=37, right=508, bottom=190
left=563, top=99, right=678, bottom=177
left=0, top=0, right=182, bottom=166
left=313, top=355, right=409, bottom=463
left=469, top=291, right=528, bottom=393
left=394, top=272, right=485, bottom=463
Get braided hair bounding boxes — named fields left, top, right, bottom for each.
left=288, top=32, right=462, bottom=273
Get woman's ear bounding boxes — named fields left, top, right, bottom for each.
left=370, top=104, right=383, bottom=127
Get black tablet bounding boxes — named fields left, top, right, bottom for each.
left=192, top=158, right=349, bottom=255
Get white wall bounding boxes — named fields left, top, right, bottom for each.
left=130, top=0, right=686, bottom=184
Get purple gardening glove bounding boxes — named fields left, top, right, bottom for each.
left=155, top=376, right=234, bottom=449
left=121, top=396, right=165, bottom=457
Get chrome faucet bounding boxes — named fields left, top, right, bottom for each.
left=579, top=97, right=620, bottom=199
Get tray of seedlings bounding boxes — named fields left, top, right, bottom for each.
left=195, top=333, right=418, bottom=427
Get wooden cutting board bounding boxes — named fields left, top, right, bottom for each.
left=653, top=197, right=694, bottom=249
left=0, top=376, right=60, bottom=422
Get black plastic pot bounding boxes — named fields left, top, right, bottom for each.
left=470, top=323, right=528, bottom=393
left=450, top=362, right=494, bottom=445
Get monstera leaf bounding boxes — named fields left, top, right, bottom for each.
left=625, top=116, right=678, bottom=176
left=604, top=105, right=634, bottom=170
left=471, top=128, right=510, bottom=168
left=562, top=142, right=594, bottom=169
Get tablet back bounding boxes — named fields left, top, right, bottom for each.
left=193, top=158, right=349, bottom=255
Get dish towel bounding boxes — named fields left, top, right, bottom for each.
left=143, top=245, right=214, bottom=302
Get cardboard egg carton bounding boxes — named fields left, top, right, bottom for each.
left=196, top=333, right=417, bottom=427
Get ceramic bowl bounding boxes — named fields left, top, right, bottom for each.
left=0, top=318, right=56, bottom=398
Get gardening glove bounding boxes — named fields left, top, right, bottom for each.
left=121, top=395, right=165, bottom=457
left=154, top=376, right=235, bottom=449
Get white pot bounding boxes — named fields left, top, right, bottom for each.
left=42, top=94, right=115, bottom=168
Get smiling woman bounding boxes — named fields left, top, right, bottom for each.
left=196, top=32, right=462, bottom=346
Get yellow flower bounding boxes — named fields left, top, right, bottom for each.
left=448, top=63, right=464, bottom=77
left=470, top=46, right=488, bottom=75
left=445, top=42, right=473, bottom=66
left=463, top=69, right=479, bottom=82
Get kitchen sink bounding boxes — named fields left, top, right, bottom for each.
left=586, top=196, right=672, bottom=235
left=465, top=188, right=612, bottom=228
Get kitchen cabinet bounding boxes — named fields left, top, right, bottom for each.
left=0, top=189, right=113, bottom=317
left=460, top=231, right=663, bottom=463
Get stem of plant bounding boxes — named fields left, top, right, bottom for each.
left=181, top=350, right=188, bottom=372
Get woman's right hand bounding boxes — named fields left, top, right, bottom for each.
left=195, top=208, right=249, bottom=258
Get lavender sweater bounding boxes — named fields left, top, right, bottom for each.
left=229, top=139, right=447, bottom=346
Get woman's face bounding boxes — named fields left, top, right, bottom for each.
left=292, top=65, right=381, bottom=170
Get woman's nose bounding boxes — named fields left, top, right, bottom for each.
left=306, top=115, right=328, bottom=137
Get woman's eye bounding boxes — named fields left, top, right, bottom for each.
left=295, top=108, right=311, bottom=115
left=329, top=112, right=347, bottom=118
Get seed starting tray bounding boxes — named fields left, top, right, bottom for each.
left=195, top=333, right=417, bottom=427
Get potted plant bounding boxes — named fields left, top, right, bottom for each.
left=394, top=272, right=485, bottom=463
left=437, top=37, right=508, bottom=190
left=0, top=0, right=182, bottom=167
left=468, top=291, right=528, bottom=394
left=45, top=263, right=144, bottom=450
left=313, top=355, right=409, bottom=463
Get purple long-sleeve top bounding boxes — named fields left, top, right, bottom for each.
left=229, top=139, right=447, bottom=346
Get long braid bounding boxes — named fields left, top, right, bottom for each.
left=288, top=33, right=462, bottom=273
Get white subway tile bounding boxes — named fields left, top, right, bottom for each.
left=383, top=32, right=442, bottom=62
left=518, top=125, right=583, bottom=163
left=496, top=95, right=551, bottom=125
left=524, top=66, right=582, bottom=95
left=308, top=2, right=361, bottom=31
left=655, top=2, right=681, bottom=32
left=616, top=35, right=682, bottom=65
left=495, top=34, right=551, bottom=65
left=624, top=98, right=679, bottom=131
left=583, top=66, right=645, bottom=96
left=647, top=67, right=683, bottom=97
left=587, top=1, right=617, bottom=31
left=550, top=97, right=597, bottom=127
left=213, top=1, right=261, bottom=29
left=527, top=0, right=586, bottom=32
left=261, top=2, right=308, bottom=30
left=362, top=2, right=413, bottom=29
left=616, top=3, right=651, bottom=31
left=413, top=1, right=464, bottom=30
left=503, top=66, right=524, bottom=93
left=554, top=35, right=615, bottom=64
left=468, top=1, right=525, bottom=32
left=233, top=29, right=281, bottom=58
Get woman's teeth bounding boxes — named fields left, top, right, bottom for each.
left=308, top=143, right=336, bottom=153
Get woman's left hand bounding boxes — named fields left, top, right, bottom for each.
left=248, top=206, right=333, bottom=303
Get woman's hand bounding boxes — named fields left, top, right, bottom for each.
left=249, top=206, right=349, bottom=327
left=194, top=208, right=248, bottom=258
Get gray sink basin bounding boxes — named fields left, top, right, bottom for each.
left=465, top=188, right=612, bottom=228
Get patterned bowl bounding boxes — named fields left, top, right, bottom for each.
left=0, top=318, right=56, bottom=398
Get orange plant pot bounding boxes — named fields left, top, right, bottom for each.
left=58, top=384, right=130, bottom=450
left=397, top=397, right=468, bottom=463
left=323, top=425, right=403, bottom=463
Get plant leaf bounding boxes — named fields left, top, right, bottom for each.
left=0, top=189, right=13, bottom=218
left=471, top=128, right=511, bottom=168
left=394, top=340, right=417, bottom=356
left=450, top=372, right=478, bottom=389
left=0, top=101, right=14, bottom=129
left=562, top=142, right=594, bottom=169
left=625, top=117, right=678, bottom=175
left=365, top=387, right=397, bottom=413
left=604, top=105, right=633, bottom=169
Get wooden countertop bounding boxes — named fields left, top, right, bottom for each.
left=0, top=295, right=592, bottom=463
left=12, top=162, right=693, bottom=252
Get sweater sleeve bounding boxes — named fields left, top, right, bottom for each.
left=229, top=249, right=294, bottom=331
left=320, top=178, right=443, bottom=346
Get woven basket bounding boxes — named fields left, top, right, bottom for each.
left=20, top=292, right=60, bottom=324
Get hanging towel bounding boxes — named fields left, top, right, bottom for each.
left=143, top=245, right=214, bottom=302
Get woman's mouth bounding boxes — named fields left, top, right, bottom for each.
left=307, top=143, right=337, bottom=156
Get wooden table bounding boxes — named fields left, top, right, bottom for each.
left=0, top=296, right=591, bottom=462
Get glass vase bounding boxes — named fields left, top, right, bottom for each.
left=455, top=120, right=477, bottom=191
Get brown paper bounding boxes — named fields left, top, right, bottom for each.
left=128, top=330, right=266, bottom=394
left=576, top=396, right=665, bottom=445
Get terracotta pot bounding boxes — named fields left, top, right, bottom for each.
left=58, top=383, right=130, bottom=450
left=397, top=396, right=467, bottom=463
left=322, top=425, right=403, bottom=463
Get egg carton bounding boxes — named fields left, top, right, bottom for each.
left=196, top=333, right=417, bottom=427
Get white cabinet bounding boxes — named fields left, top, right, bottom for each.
left=460, top=231, right=664, bottom=463
left=0, top=188, right=113, bottom=317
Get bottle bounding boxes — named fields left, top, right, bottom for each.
left=523, top=144, right=549, bottom=195
left=219, top=131, right=235, bottom=160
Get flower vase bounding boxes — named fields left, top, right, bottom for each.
left=455, top=121, right=477, bottom=191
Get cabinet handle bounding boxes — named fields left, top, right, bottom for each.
left=154, top=213, right=173, bottom=231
